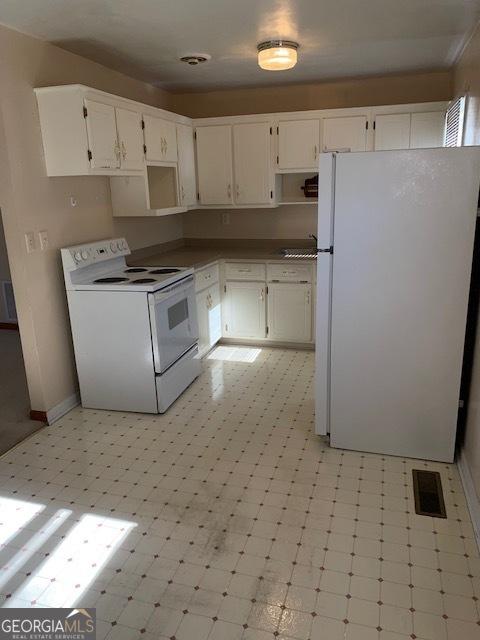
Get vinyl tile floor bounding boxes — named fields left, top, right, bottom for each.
left=0, top=346, right=478, bottom=640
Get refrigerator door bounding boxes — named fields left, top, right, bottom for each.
left=315, top=153, right=336, bottom=435
left=329, top=147, right=480, bottom=462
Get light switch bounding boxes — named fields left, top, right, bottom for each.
left=39, top=230, right=49, bottom=251
left=25, top=232, right=36, bottom=253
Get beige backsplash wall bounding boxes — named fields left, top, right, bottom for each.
left=0, top=23, right=182, bottom=413
left=183, top=206, right=316, bottom=239
left=168, top=70, right=452, bottom=118
left=453, top=22, right=480, bottom=514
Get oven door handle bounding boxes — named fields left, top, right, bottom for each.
left=149, top=275, right=194, bottom=303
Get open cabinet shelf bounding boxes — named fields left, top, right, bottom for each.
left=276, top=172, right=318, bottom=206
left=110, top=164, right=185, bottom=217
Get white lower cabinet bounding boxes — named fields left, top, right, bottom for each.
left=197, top=282, right=222, bottom=357
left=267, top=282, right=312, bottom=342
left=224, top=281, right=266, bottom=339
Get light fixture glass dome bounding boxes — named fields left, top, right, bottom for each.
left=257, top=40, right=298, bottom=71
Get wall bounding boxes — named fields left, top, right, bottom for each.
left=0, top=214, right=13, bottom=322
left=453, top=22, right=480, bottom=510
left=182, top=206, right=316, bottom=240
left=169, top=70, right=452, bottom=118
left=0, top=23, right=182, bottom=414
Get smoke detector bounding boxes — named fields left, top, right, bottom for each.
left=179, top=53, right=211, bottom=66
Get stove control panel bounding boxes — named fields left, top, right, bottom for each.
left=62, top=238, right=130, bottom=270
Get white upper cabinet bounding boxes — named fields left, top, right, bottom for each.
left=374, top=113, right=411, bottom=151
left=322, top=116, right=368, bottom=153
left=233, top=122, right=272, bottom=205
left=143, top=114, right=178, bottom=163
left=84, top=99, right=119, bottom=170
left=267, top=282, right=312, bottom=342
left=278, top=120, right=320, bottom=171
left=373, top=110, right=445, bottom=151
left=115, top=107, right=144, bottom=171
left=176, top=123, right=197, bottom=207
left=195, top=125, right=234, bottom=205
left=410, top=111, right=445, bottom=148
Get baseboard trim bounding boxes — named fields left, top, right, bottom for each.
left=46, top=392, right=80, bottom=425
left=0, top=322, right=19, bottom=331
left=219, top=338, right=314, bottom=350
left=457, top=447, right=480, bottom=550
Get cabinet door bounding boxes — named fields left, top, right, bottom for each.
left=115, top=107, right=144, bottom=171
left=84, top=99, right=119, bottom=169
left=197, top=283, right=222, bottom=356
left=176, top=123, right=197, bottom=207
left=374, top=113, right=411, bottom=150
left=410, top=111, right=445, bottom=149
left=267, top=283, right=312, bottom=342
left=322, top=116, right=367, bottom=153
left=143, top=115, right=178, bottom=163
left=196, top=288, right=210, bottom=357
left=196, top=125, right=234, bottom=205
left=233, top=122, right=272, bottom=205
left=224, top=281, right=266, bottom=339
left=278, top=120, right=320, bottom=170
left=207, top=284, right=222, bottom=347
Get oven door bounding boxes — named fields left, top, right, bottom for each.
left=148, top=275, right=198, bottom=373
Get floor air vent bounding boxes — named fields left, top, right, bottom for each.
left=412, top=469, right=447, bottom=518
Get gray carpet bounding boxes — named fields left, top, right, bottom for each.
left=0, top=330, right=43, bottom=456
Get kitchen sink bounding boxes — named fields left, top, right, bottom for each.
left=279, top=248, right=318, bottom=258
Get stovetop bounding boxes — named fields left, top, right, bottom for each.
left=76, top=265, right=193, bottom=292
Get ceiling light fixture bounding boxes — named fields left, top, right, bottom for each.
left=257, top=40, right=299, bottom=71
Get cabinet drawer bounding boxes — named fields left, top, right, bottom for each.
left=267, top=263, right=312, bottom=282
left=225, top=262, right=265, bottom=281
left=195, top=263, right=219, bottom=292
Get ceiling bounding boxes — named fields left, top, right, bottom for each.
left=1, top=0, right=479, bottom=91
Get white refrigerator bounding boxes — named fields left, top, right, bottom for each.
left=315, top=147, right=480, bottom=462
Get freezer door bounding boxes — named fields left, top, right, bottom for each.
left=315, top=153, right=335, bottom=435
left=329, top=147, right=480, bottom=462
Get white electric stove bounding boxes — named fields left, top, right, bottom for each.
left=61, top=237, right=201, bottom=414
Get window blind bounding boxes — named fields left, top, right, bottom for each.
left=444, top=96, right=466, bottom=147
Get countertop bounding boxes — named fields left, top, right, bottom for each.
left=128, top=240, right=317, bottom=270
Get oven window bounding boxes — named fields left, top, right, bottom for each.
left=168, top=298, right=189, bottom=330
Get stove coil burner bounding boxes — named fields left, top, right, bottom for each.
left=125, top=268, right=148, bottom=273
left=149, top=268, right=181, bottom=274
left=132, top=278, right=157, bottom=284
left=94, top=277, right=129, bottom=283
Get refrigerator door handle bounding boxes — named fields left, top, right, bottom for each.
left=317, top=246, right=334, bottom=254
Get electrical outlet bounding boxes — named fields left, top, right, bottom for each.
left=25, top=232, right=36, bottom=253
left=222, top=212, right=230, bottom=225
left=39, top=230, right=49, bottom=251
